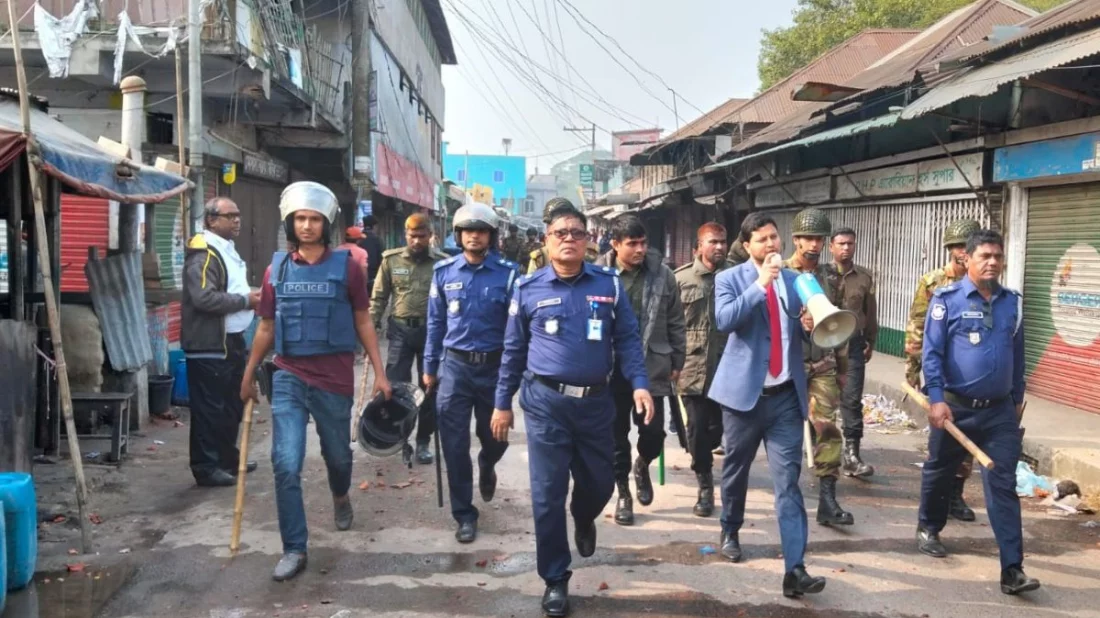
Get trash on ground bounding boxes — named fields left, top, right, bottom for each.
left=598, top=582, right=610, bottom=591
left=1015, top=461, right=1054, bottom=498
left=1081, top=520, right=1100, bottom=528
left=84, top=451, right=101, bottom=460
left=699, top=545, right=716, bottom=555
left=153, top=440, right=166, bottom=446
left=861, top=394, right=918, bottom=432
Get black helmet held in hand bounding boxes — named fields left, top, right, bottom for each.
left=357, top=382, right=423, bottom=457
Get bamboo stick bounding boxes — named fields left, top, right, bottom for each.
left=6, top=0, right=92, bottom=552
left=901, top=382, right=995, bottom=470
left=229, top=399, right=256, bottom=555
left=804, top=397, right=816, bottom=469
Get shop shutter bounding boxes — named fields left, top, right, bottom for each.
left=152, top=198, right=185, bottom=290
left=1023, top=184, right=1100, bottom=414
left=59, top=195, right=110, bottom=292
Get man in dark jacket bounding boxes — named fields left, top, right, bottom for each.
left=358, top=215, right=385, bottom=291
left=182, top=197, right=260, bottom=487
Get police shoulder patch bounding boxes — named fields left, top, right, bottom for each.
left=434, top=257, right=456, bottom=270
left=516, top=273, right=537, bottom=287
left=931, top=283, right=958, bottom=297
left=930, top=303, right=947, bottom=321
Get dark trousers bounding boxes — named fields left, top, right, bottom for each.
left=720, top=386, right=808, bottom=573
left=611, top=372, right=666, bottom=483
left=384, top=317, right=435, bottom=443
left=436, top=353, right=508, bottom=524
left=187, top=333, right=247, bottom=480
left=918, top=402, right=1023, bottom=570
left=520, top=373, right=615, bottom=585
left=840, top=333, right=867, bottom=441
left=684, top=395, right=723, bottom=474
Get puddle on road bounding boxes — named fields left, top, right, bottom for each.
left=2, top=564, right=134, bottom=618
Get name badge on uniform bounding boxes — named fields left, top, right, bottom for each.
left=969, top=331, right=981, bottom=345
left=393, top=268, right=410, bottom=275
left=587, top=319, right=603, bottom=341
left=546, top=318, right=559, bottom=335
left=962, top=311, right=984, bottom=319
left=449, top=299, right=461, bottom=315
left=444, top=282, right=463, bottom=291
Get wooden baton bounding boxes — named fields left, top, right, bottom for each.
left=804, top=396, right=816, bottom=470
left=900, top=382, right=994, bottom=470
left=230, top=398, right=256, bottom=555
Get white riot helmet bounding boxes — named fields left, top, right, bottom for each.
left=279, top=181, right=339, bottom=243
left=452, top=202, right=498, bottom=234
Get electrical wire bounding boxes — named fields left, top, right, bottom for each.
left=549, top=0, right=581, bottom=113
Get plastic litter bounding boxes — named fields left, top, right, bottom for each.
left=1015, top=461, right=1054, bottom=498
left=861, top=394, right=918, bottom=432
left=699, top=545, right=716, bottom=555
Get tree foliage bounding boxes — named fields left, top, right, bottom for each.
left=758, top=0, right=1070, bottom=91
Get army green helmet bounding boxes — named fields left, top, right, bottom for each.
left=942, top=219, right=981, bottom=248
left=791, top=207, right=831, bottom=237
left=543, top=197, right=576, bottom=223
left=728, top=240, right=750, bottom=265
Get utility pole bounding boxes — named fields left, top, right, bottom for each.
left=669, top=88, right=681, bottom=131
left=564, top=124, right=596, bottom=203
left=187, top=0, right=204, bottom=229
left=351, top=0, right=374, bottom=191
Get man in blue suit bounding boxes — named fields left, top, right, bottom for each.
left=708, top=212, right=826, bottom=598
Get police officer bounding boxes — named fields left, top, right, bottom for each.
left=241, top=182, right=391, bottom=582
left=528, top=198, right=599, bottom=273
left=494, top=205, right=653, bottom=618
left=425, top=202, right=521, bottom=544
left=675, top=222, right=729, bottom=517
left=824, top=227, right=878, bottom=478
left=785, top=207, right=852, bottom=526
left=916, top=229, right=1038, bottom=596
left=371, top=213, right=449, bottom=465
left=501, top=223, right=524, bottom=262
left=906, top=218, right=980, bottom=521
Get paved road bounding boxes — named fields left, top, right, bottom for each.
left=14, top=358, right=1100, bottom=618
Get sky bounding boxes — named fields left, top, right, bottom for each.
left=438, top=0, right=801, bottom=174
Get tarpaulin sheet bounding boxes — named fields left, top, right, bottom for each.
left=0, top=98, right=192, bottom=204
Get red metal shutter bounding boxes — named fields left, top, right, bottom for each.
left=59, top=195, right=110, bottom=292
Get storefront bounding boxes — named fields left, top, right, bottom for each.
left=224, top=152, right=290, bottom=286
left=994, top=132, right=1100, bottom=414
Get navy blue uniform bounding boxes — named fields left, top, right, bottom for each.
left=919, top=276, right=1025, bottom=571
left=426, top=253, right=520, bottom=525
left=497, top=262, right=648, bottom=585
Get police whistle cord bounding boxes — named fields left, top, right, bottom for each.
left=230, top=398, right=256, bottom=556
left=900, top=382, right=995, bottom=470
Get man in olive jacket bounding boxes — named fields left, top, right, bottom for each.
left=596, top=214, right=686, bottom=526
left=674, top=222, right=730, bottom=517
left=182, top=198, right=260, bottom=487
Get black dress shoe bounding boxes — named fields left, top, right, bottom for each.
left=456, top=520, right=478, bottom=543
left=229, top=461, right=259, bottom=476
left=541, top=580, right=570, bottom=617
left=195, top=469, right=236, bottom=487
left=479, top=465, right=497, bottom=502
left=633, top=456, right=653, bottom=506
left=720, top=531, right=742, bottom=563
left=783, top=565, right=826, bottom=598
left=1001, top=566, right=1040, bottom=595
left=916, top=526, right=947, bottom=558
left=416, top=442, right=434, bottom=465
left=574, top=519, right=596, bottom=558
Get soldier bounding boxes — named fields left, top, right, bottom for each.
left=493, top=205, right=653, bottom=617
left=916, top=229, right=1039, bottom=596
left=905, top=218, right=981, bottom=521
left=425, top=203, right=521, bottom=544
left=784, top=207, right=852, bottom=527
left=674, top=222, right=730, bottom=517
left=370, top=213, right=450, bottom=465
left=824, top=227, right=878, bottom=478
left=727, top=236, right=750, bottom=266
left=595, top=214, right=686, bottom=526
left=501, top=223, right=524, bottom=262
left=522, top=227, right=542, bottom=264
left=528, top=198, right=600, bottom=273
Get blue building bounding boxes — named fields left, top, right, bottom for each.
left=442, top=142, right=527, bottom=213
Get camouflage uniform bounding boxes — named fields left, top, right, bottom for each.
left=528, top=242, right=600, bottom=273
left=501, top=233, right=524, bottom=263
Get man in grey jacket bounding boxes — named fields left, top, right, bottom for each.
left=182, top=198, right=260, bottom=487
left=596, top=214, right=686, bottom=526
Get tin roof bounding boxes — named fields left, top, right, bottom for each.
left=942, top=0, right=1100, bottom=66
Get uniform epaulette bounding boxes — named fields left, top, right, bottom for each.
left=1003, top=286, right=1022, bottom=296
left=497, top=257, right=519, bottom=269
left=586, top=263, right=617, bottom=276
left=381, top=247, right=405, bottom=257
left=673, top=262, right=692, bottom=273
left=932, top=283, right=958, bottom=297
left=434, top=256, right=456, bottom=270
left=516, top=272, right=538, bottom=287
left=429, top=248, right=449, bottom=260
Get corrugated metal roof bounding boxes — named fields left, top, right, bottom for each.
left=664, top=99, right=751, bottom=141
left=85, top=251, right=152, bottom=372
left=944, top=0, right=1100, bottom=65
left=902, top=26, right=1100, bottom=119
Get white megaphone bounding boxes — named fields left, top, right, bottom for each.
left=793, top=273, right=857, bottom=349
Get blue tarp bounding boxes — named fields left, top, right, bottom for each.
left=0, top=98, right=192, bottom=204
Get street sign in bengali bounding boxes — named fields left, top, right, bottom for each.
left=579, top=163, right=594, bottom=188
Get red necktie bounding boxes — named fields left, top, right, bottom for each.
left=766, top=283, right=783, bottom=378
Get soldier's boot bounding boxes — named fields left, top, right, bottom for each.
left=841, top=439, right=874, bottom=478
left=614, top=480, right=634, bottom=526
left=816, top=476, right=854, bottom=526
left=633, top=456, right=654, bottom=506
left=949, top=477, right=976, bottom=522
left=693, top=472, right=715, bottom=518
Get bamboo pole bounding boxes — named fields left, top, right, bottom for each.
left=901, top=382, right=995, bottom=470
left=804, top=397, right=816, bottom=469
left=229, top=399, right=255, bottom=555
left=6, top=0, right=92, bottom=552
left=174, top=38, right=190, bottom=239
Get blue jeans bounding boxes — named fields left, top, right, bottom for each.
left=271, top=370, right=353, bottom=553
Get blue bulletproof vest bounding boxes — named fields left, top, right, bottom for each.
left=270, top=249, right=356, bottom=357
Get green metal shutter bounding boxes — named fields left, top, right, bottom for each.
left=153, top=198, right=184, bottom=290
left=1023, top=184, right=1100, bottom=414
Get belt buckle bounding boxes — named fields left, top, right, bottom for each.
left=470, top=352, right=485, bottom=364
left=973, top=398, right=989, bottom=408
left=562, top=384, right=585, bottom=398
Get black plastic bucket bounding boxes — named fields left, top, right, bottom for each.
left=148, top=374, right=175, bottom=417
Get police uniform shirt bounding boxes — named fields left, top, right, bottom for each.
left=424, top=253, right=521, bottom=376
left=495, top=262, right=650, bottom=410
left=922, top=276, right=1025, bottom=406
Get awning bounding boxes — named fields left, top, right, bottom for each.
left=584, top=205, right=616, bottom=217
left=902, top=27, right=1100, bottom=120
left=0, top=98, right=191, bottom=204
left=705, top=112, right=901, bottom=173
